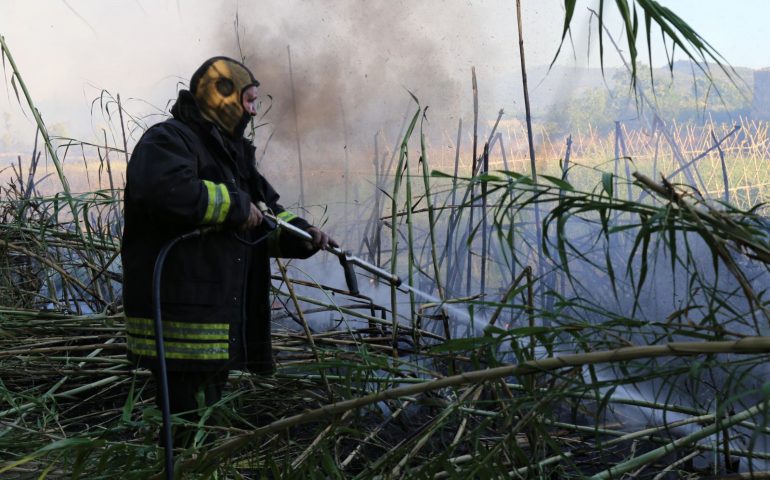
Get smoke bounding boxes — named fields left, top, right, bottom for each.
left=232, top=1, right=465, bottom=139
left=206, top=1, right=496, bottom=201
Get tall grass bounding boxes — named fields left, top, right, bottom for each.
left=2, top=35, right=770, bottom=479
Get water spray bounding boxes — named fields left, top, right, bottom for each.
left=256, top=206, right=487, bottom=333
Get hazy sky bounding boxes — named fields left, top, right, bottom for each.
left=1, top=1, right=767, bottom=174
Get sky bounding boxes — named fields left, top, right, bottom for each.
left=655, top=0, right=769, bottom=69
left=0, top=0, right=768, bottom=198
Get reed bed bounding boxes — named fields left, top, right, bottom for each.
left=420, top=116, right=770, bottom=212
left=3, top=36, right=770, bottom=479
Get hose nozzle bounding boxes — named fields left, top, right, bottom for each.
left=338, top=252, right=360, bottom=295
left=257, top=205, right=403, bottom=291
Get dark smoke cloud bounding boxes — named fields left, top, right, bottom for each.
left=213, top=2, right=473, bottom=177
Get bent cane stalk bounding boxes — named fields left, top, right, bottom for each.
left=162, top=337, right=770, bottom=477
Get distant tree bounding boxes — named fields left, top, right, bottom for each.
left=547, top=62, right=750, bottom=134
left=561, top=87, right=615, bottom=133
left=519, top=1, right=739, bottom=175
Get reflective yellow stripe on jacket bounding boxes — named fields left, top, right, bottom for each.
left=201, top=180, right=231, bottom=224
left=268, top=211, right=299, bottom=256
left=277, top=211, right=297, bottom=222
left=125, top=316, right=229, bottom=360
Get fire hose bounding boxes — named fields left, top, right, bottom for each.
left=151, top=205, right=402, bottom=479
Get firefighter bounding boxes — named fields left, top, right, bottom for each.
left=121, top=56, right=336, bottom=432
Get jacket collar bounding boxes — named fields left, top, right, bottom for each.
left=171, top=90, right=256, bottom=181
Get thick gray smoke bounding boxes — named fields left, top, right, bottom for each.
left=211, top=1, right=507, bottom=208
left=230, top=2, right=466, bottom=142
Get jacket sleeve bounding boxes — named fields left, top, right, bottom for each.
left=127, top=124, right=251, bottom=229
left=255, top=174, right=319, bottom=259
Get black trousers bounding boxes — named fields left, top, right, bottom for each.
left=151, top=369, right=229, bottom=447
left=152, top=369, right=229, bottom=415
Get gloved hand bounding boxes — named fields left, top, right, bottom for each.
left=241, top=202, right=264, bottom=230
left=305, top=226, right=338, bottom=250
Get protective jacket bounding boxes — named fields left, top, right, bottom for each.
left=122, top=88, right=315, bottom=373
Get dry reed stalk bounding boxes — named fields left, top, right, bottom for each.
left=274, top=259, right=332, bottom=399
left=0, top=343, right=124, bottom=358
left=339, top=399, right=413, bottom=469
left=287, top=45, right=305, bottom=208
left=464, top=66, right=479, bottom=298
left=388, top=384, right=480, bottom=479
left=290, top=410, right=354, bottom=470
left=591, top=398, right=770, bottom=480
left=0, top=239, right=106, bottom=305
left=650, top=451, right=700, bottom=480
left=418, top=118, right=444, bottom=302
left=162, top=337, right=770, bottom=478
